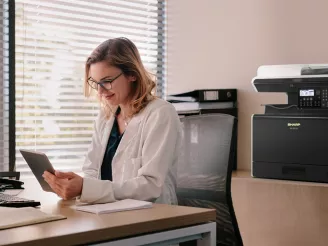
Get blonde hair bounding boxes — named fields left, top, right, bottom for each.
left=84, top=37, right=156, bottom=118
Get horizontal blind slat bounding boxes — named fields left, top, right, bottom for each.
left=17, top=0, right=163, bottom=18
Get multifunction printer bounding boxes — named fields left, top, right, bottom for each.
left=252, top=64, right=328, bottom=183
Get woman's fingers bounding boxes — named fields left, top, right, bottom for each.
left=43, top=171, right=82, bottom=200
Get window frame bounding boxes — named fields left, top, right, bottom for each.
left=9, top=0, right=15, bottom=172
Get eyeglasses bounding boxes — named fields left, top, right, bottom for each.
left=87, top=72, right=123, bottom=91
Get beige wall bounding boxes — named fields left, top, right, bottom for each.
left=167, top=0, right=328, bottom=170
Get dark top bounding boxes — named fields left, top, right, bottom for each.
left=101, top=109, right=124, bottom=181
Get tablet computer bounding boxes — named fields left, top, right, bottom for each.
left=20, top=149, right=55, bottom=192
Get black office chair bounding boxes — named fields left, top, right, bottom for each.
left=177, top=114, right=243, bottom=246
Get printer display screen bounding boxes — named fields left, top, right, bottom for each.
left=300, top=89, right=314, bottom=96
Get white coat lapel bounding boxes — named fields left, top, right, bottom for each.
left=111, top=111, right=143, bottom=181
left=100, top=116, right=115, bottom=157
left=115, top=113, right=142, bottom=155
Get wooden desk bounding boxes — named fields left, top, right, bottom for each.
left=0, top=179, right=216, bottom=246
left=232, top=170, right=328, bottom=246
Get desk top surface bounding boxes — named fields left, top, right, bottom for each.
left=0, top=179, right=215, bottom=246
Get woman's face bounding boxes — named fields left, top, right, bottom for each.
left=89, top=61, right=135, bottom=106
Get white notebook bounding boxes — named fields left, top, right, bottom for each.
left=0, top=207, right=66, bottom=230
left=75, top=199, right=153, bottom=214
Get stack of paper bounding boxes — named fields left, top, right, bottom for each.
left=0, top=207, right=66, bottom=230
left=75, top=199, right=152, bottom=214
left=172, top=101, right=234, bottom=113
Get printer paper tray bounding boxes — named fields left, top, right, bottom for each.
left=252, top=161, right=328, bottom=183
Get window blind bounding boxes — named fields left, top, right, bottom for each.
left=15, top=0, right=166, bottom=176
left=0, top=1, right=9, bottom=172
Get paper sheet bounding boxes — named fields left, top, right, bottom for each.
left=0, top=207, right=66, bottom=230
left=74, top=199, right=152, bottom=214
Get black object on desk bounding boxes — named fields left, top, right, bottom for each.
left=0, top=171, right=41, bottom=207
left=0, top=178, right=24, bottom=190
left=0, top=193, right=41, bottom=207
left=0, top=171, right=23, bottom=190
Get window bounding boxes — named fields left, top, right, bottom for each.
left=15, top=0, right=166, bottom=176
left=0, top=1, right=10, bottom=172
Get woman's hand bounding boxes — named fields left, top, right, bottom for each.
left=43, top=171, right=83, bottom=200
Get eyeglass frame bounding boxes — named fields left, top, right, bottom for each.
left=87, top=72, right=123, bottom=91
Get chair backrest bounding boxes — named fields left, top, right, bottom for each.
left=177, top=113, right=243, bottom=246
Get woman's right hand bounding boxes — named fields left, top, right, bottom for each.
left=43, top=171, right=83, bottom=200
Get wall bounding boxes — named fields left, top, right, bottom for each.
left=167, top=0, right=328, bottom=170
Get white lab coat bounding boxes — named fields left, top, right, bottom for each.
left=80, top=98, right=182, bottom=205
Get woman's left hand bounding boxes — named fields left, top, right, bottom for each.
left=43, top=171, right=83, bottom=200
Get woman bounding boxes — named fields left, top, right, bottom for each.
left=43, top=37, right=182, bottom=205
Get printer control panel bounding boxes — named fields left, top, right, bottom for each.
left=323, top=88, right=328, bottom=107
left=299, top=88, right=328, bottom=108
